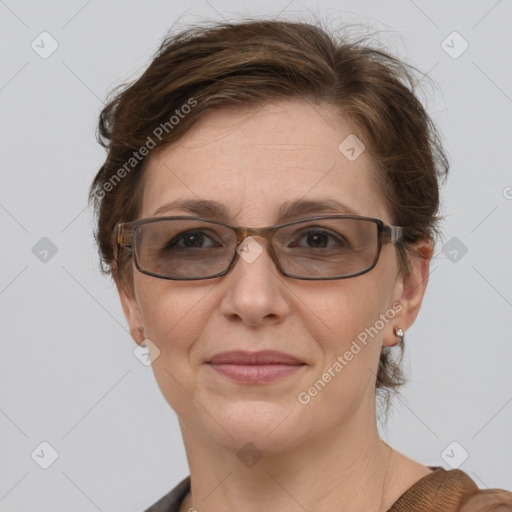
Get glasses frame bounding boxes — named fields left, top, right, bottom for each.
left=114, top=215, right=404, bottom=281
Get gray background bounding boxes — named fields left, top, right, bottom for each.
left=1, top=0, right=511, bottom=510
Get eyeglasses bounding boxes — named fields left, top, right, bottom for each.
left=114, top=215, right=404, bottom=281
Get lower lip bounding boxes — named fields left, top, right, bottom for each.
left=207, top=363, right=305, bottom=384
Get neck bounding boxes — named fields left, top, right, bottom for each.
left=178, top=405, right=401, bottom=512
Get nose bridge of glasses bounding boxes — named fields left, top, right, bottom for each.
left=234, top=225, right=274, bottom=246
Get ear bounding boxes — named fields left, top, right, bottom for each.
left=113, top=268, right=145, bottom=346
left=382, top=238, right=434, bottom=347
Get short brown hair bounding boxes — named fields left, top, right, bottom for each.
left=89, top=19, right=449, bottom=401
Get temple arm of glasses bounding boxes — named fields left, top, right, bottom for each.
left=115, top=223, right=134, bottom=247
left=387, top=226, right=403, bottom=242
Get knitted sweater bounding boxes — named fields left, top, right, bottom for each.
left=143, top=466, right=512, bottom=511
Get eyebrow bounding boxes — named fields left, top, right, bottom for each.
left=152, top=198, right=230, bottom=220
left=278, top=198, right=360, bottom=220
left=151, top=198, right=361, bottom=223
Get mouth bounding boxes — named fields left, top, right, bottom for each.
left=206, top=350, right=307, bottom=384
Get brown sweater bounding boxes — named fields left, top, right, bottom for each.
left=143, top=466, right=512, bottom=511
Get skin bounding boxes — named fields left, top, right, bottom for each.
left=115, top=100, right=434, bottom=512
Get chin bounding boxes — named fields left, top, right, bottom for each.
left=210, top=401, right=309, bottom=451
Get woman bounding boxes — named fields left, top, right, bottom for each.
left=89, top=19, right=512, bottom=512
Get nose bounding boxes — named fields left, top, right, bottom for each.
left=219, top=237, right=290, bottom=327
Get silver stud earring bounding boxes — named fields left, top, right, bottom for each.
left=393, top=326, right=404, bottom=345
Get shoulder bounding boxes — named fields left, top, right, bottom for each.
left=460, top=487, right=512, bottom=512
left=389, top=466, right=512, bottom=512
left=142, top=476, right=191, bottom=512
left=440, top=468, right=512, bottom=512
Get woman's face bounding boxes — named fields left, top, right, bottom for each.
left=117, top=100, right=430, bottom=453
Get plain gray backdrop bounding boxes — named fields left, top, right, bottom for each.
left=1, top=1, right=511, bottom=510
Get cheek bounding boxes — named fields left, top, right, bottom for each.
left=294, top=290, right=386, bottom=421
left=136, top=278, right=216, bottom=359
left=135, top=281, right=218, bottom=414
left=295, top=280, right=388, bottom=382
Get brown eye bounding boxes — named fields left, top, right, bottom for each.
left=289, top=228, right=349, bottom=250
left=305, top=232, right=329, bottom=248
left=165, top=230, right=220, bottom=250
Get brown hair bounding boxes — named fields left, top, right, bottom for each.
left=89, top=19, right=449, bottom=402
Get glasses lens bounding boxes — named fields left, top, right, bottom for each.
left=273, top=218, right=378, bottom=278
left=134, top=219, right=236, bottom=278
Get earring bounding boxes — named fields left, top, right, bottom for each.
left=393, top=325, right=404, bottom=345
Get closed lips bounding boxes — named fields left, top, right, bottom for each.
left=207, top=351, right=305, bottom=365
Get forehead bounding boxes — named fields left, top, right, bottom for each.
left=141, top=100, right=389, bottom=224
